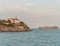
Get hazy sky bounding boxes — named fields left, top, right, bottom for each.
left=0, top=0, right=60, bottom=28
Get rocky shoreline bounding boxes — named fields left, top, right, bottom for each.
left=0, top=25, right=31, bottom=32
left=0, top=18, right=31, bottom=32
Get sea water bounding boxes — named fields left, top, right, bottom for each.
left=0, top=29, right=60, bottom=46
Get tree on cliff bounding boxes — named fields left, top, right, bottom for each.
left=7, top=20, right=11, bottom=23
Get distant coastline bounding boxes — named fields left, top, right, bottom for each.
left=39, top=25, right=59, bottom=30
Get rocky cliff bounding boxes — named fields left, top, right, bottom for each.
left=0, top=18, right=31, bottom=32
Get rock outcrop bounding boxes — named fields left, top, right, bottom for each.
left=0, top=18, right=31, bottom=32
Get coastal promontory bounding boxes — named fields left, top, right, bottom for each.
left=0, top=18, right=31, bottom=32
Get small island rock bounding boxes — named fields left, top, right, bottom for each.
left=39, top=25, right=59, bottom=29
left=0, top=18, right=31, bottom=32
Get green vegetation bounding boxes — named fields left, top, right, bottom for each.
left=0, top=19, right=15, bottom=27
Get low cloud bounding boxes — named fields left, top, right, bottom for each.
left=0, top=1, right=60, bottom=28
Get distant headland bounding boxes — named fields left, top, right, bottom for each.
left=39, top=25, right=59, bottom=29
left=0, top=18, right=31, bottom=32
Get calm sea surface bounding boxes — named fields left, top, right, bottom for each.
left=0, top=29, right=60, bottom=46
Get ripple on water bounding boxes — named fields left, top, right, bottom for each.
left=0, top=29, right=60, bottom=46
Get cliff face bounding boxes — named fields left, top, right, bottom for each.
left=20, top=22, right=30, bottom=31
left=0, top=18, right=31, bottom=32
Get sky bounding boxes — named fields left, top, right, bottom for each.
left=0, top=0, right=60, bottom=28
